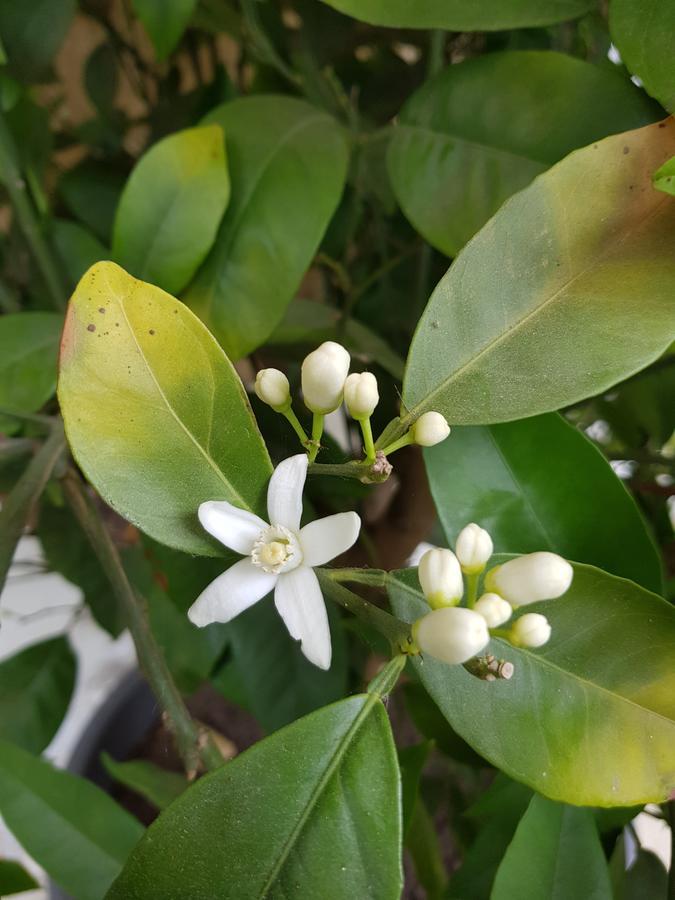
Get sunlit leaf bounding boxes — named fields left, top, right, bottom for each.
left=400, top=120, right=675, bottom=427
left=58, top=261, right=272, bottom=555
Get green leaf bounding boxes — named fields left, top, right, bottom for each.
left=132, top=0, right=198, bottom=59
left=610, top=839, right=669, bottom=900
left=0, top=637, right=76, bottom=754
left=400, top=120, right=675, bottom=427
left=317, top=0, right=594, bottom=29
left=653, top=154, right=675, bottom=196
left=58, top=261, right=272, bottom=556
left=0, top=312, right=63, bottom=419
left=271, top=298, right=405, bottom=380
left=106, top=695, right=402, bottom=900
left=388, top=563, right=675, bottom=806
left=52, top=219, right=107, bottom=287
left=492, top=794, right=612, bottom=900
left=447, top=776, right=532, bottom=900
left=425, top=413, right=662, bottom=594
left=38, top=504, right=126, bottom=635
left=101, top=752, right=187, bottom=810
left=610, top=0, right=675, bottom=112
left=402, top=681, right=484, bottom=766
left=0, top=0, right=75, bottom=82
left=185, top=95, right=349, bottom=359
left=85, top=43, right=118, bottom=116
left=0, top=425, right=66, bottom=594
left=0, top=739, right=144, bottom=900
left=112, top=126, right=230, bottom=295
left=388, top=51, right=659, bottom=257
left=227, top=595, right=348, bottom=732
left=398, top=741, right=432, bottom=835
left=59, top=161, right=126, bottom=242
left=0, top=859, right=38, bottom=896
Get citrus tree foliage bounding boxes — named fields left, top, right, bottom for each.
left=0, top=2, right=674, bottom=899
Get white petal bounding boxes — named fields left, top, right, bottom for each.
left=274, top=566, right=331, bottom=670
left=188, top=558, right=277, bottom=627
left=198, top=500, right=267, bottom=554
left=299, top=512, right=361, bottom=568
left=267, top=453, right=307, bottom=530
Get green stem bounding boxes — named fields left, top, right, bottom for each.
left=465, top=572, right=479, bottom=609
left=367, top=653, right=406, bottom=697
left=282, top=405, right=310, bottom=447
left=61, top=471, right=223, bottom=776
left=0, top=110, right=65, bottom=310
left=308, top=413, right=324, bottom=464
left=380, top=431, right=414, bottom=456
left=329, top=567, right=387, bottom=587
left=317, top=569, right=413, bottom=653
left=308, top=458, right=391, bottom=484
left=359, top=416, right=376, bottom=462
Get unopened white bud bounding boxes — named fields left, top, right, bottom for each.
left=510, top=613, right=551, bottom=648
left=301, top=341, right=350, bottom=414
left=254, top=368, right=290, bottom=411
left=474, top=592, right=512, bottom=628
left=411, top=411, right=450, bottom=447
left=456, top=523, right=493, bottom=574
left=413, top=607, right=490, bottom=665
left=418, top=548, right=463, bottom=609
left=344, top=372, right=379, bottom=419
left=485, top=552, right=573, bottom=607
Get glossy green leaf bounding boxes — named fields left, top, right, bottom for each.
left=425, top=413, right=662, bottom=593
left=227, top=595, right=348, bottom=732
left=401, top=120, right=675, bottom=427
left=0, top=739, right=144, bottom=900
left=185, top=95, right=349, bottom=359
left=388, top=563, right=675, bottom=806
left=112, top=126, right=230, bottom=295
left=58, top=261, right=272, bottom=556
left=101, top=753, right=187, bottom=810
left=0, top=637, right=76, bottom=753
left=0, top=0, right=75, bottom=82
left=0, top=312, right=62, bottom=418
left=317, top=0, right=594, bottom=29
left=106, top=695, right=402, bottom=900
left=492, top=794, right=612, bottom=900
left=610, top=0, right=675, bottom=112
left=52, top=219, right=107, bottom=287
left=0, top=425, right=66, bottom=594
left=653, top=154, right=675, bottom=196
left=388, top=51, right=659, bottom=256
left=132, top=0, right=198, bottom=59
left=0, top=859, right=38, bottom=896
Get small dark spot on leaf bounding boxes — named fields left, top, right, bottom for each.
left=173, top=309, right=178, bottom=314
left=87, top=323, right=96, bottom=333
left=115, top=322, right=120, bottom=327
left=658, top=122, right=666, bottom=128
left=623, top=146, right=630, bottom=155
left=99, top=307, right=105, bottom=314
left=149, top=329, right=155, bottom=335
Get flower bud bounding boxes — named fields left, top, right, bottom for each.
left=474, top=592, right=512, bottom=628
left=411, top=411, right=450, bottom=447
left=344, top=372, right=379, bottom=420
left=301, top=341, right=350, bottom=414
left=455, top=523, right=493, bottom=574
left=413, top=607, right=490, bottom=665
left=510, top=613, right=551, bottom=648
left=484, top=552, right=573, bottom=607
left=254, top=368, right=290, bottom=411
left=418, top=548, right=463, bottom=609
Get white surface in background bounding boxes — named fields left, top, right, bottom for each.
left=0, top=537, right=136, bottom=899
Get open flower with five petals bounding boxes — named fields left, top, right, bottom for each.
left=188, top=454, right=360, bottom=670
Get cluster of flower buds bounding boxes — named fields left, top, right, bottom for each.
left=253, top=340, right=451, bottom=464
left=412, top=524, right=573, bottom=673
